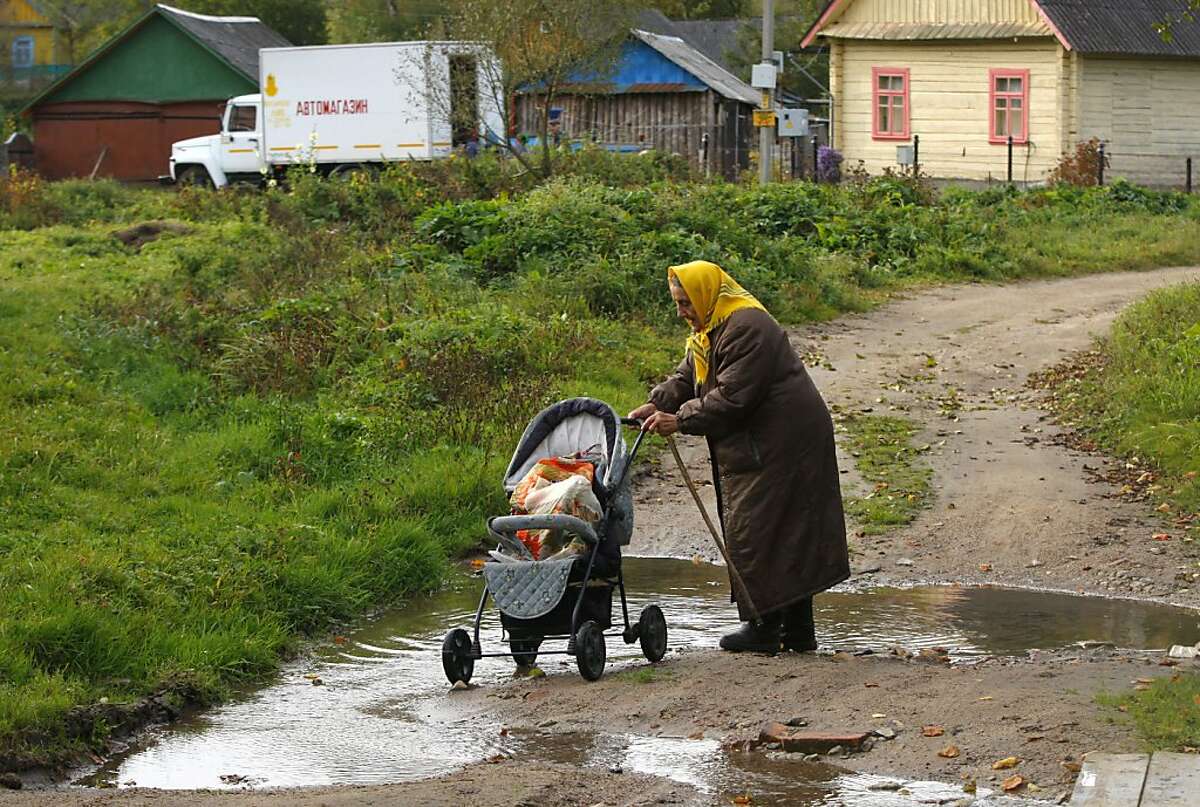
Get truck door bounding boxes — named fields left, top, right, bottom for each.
left=221, top=102, right=262, bottom=176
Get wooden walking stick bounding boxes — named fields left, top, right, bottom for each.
left=665, top=434, right=762, bottom=623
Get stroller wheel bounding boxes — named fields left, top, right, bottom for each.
left=574, top=620, right=606, bottom=681
left=639, top=604, right=668, bottom=663
left=441, top=628, right=475, bottom=685
left=510, top=638, right=541, bottom=668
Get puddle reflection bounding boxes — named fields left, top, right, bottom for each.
left=80, top=558, right=1199, bottom=797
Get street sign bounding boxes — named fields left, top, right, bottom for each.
left=752, top=109, right=777, bottom=128
left=751, top=63, right=777, bottom=89
left=777, top=108, right=809, bottom=137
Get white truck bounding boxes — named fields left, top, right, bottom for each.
left=168, top=41, right=503, bottom=188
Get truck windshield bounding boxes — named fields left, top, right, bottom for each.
left=227, top=105, right=258, bottom=132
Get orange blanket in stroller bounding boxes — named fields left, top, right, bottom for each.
left=510, top=456, right=602, bottom=560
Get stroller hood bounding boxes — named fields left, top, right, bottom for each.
left=503, top=398, right=629, bottom=495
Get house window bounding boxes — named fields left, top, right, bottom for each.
left=872, top=67, right=910, bottom=140
left=990, top=68, right=1030, bottom=143
left=12, top=36, right=35, bottom=69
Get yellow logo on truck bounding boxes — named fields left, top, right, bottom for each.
left=265, top=74, right=278, bottom=97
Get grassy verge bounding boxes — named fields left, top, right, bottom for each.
left=1098, top=674, right=1200, bottom=752
left=2, top=156, right=1200, bottom=766
left=1030, top=282, right=1200, bottom=542
left=836, top=412, right=933, bottom=535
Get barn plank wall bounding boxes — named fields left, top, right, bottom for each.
left=835, top=0, right=1043, bottom=26
left=836, top=38, right=1062, bottom=182
left=515, top=91, right=751, bottom=178
left=1078, top=56, right=1200, bottom=189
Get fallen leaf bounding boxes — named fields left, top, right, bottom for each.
left=962, top=780, right=977, bottom=794
left=332, top=635, right=348, bottom=645
left=1002, top=774, right=1025, bottom=792
left=1118, top=705, right=1128, bottom=712
left=470, top=558, right=485, bottom=570
left=922, top=725, right=945, bottom=737
left=688, top=730, right=705, bottom=740
left=1061, top=760, right=1082, bottom=774
left=1157, top=503, right=1172, bottom=513
left=1194, top=694, right=1200, bottom=707
left=499, top=727, right=509, bottom=736
left=1135, top=678, right=1154, bottom=684
left=731, top=795, right=752, bottom=805
left=1152, top=533, right=1171, bottom=542
left=938, top=745, right=960, bottom=758
left=978, top=563, right=992, bottom=572
left=993, top=756, right=1020, bottom=770
left=872, top=713, right=887, bottom=718
left=978, top=696, right=993, bottom=701
left=864, top=682, right=880, bottom=688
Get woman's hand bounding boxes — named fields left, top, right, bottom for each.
left=642, top=411, right=679, bottom=436
left=628, top=402, right=657, bottom=422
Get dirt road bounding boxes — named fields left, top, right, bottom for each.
left=7, top=266, right=1199, bottom=806
left=638, top=265, right=1200, bottom=607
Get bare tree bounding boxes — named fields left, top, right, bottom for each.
left=445, top=0, right=635, bottom=178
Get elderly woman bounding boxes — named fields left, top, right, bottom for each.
left=630, top=260, right=849, bottom=653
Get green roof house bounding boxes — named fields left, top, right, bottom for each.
left=23, top=3, right=288, bottom=180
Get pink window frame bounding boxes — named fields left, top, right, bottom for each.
left=989, top=68, right=1030, bottom=145
left=871, top=67, right=910, bottom=141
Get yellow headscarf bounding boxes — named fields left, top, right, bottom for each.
left=668, top=260, right=767, bottom=385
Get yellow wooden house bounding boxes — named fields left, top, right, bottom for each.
left=803, top=0, right=1200, bottom=188
left=1, top=0, right=71, bottom=87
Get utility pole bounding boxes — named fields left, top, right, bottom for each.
left=758, top=0, right=775, bottom=185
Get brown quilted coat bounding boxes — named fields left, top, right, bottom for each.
left=649, top=307, right=849, bottom=620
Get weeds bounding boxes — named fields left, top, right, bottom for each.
left=837, top=412, right=933, bottom=534
left=1098, top=673, right=1200, bottom=751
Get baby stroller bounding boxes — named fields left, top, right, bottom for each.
left=442, top=398, right=668, bottom=683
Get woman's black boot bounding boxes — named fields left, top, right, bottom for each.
left=782, top=597, right=817, bottom=652
left=719, top=613, right=782, bottom=653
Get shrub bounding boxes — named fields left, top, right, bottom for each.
left=1049, top=138, right=1109, bottom=187
left=817, top=146, right=844, bottom=183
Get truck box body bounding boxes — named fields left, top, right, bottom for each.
left=260, top=42, right=500, bottom=165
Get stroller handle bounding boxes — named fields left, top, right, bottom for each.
left=488, top=514, right=599, bottom=545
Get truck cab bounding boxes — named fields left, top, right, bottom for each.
left=169, top=94, right=263, bottom=188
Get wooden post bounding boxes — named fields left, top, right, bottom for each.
left=1187, top=157, right=1193, bottom=194
left=912, top=133, right=919, bottom=178
left=1098, top=141, right=1105, bottom=186
left=1007, top=135, right=1014, bottom=183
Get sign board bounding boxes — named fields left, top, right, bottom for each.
left=896, top=144, right=914, bottom=166
left=776, top=108, right=809, bottom=137
left=752, top=109, right=777, bottom=128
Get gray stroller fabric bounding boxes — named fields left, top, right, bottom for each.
left=482, top=557, right=577, bottom=620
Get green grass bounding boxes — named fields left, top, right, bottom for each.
left=614, top=666, right=673, bottom=684
left=3, top=163, right=1200, bottom=766
left=1098, top=673, right=1200, bottom=751
left=837, top=412, right=934, bottom=535
left=1035, top=282, right=1200, bottom=532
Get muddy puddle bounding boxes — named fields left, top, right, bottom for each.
left=80, top=558, right=1199, bottom=803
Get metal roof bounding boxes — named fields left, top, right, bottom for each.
left=819, top=22, right=1049, bottom=41
left=158, top=4, right=291, bottom=80
left=1037, top=0, right=1200, bottom=58
left=631, top=29, right=759, bottom=104
left=804, top=0, right=1200, bottom=57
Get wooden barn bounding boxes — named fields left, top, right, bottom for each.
left=515, top=28, right=759, bottom=179
left=21, top=3, right=288, bottom=181
left=802, top=0, right=1200, bottom=187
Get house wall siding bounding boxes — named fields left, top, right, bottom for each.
left=1077, top=56, right=1200, bottom=189
left=835, top=0, right=1043, bottom=25
left=836, top=38, right=1063, bottom=181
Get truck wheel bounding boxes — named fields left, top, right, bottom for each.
left=177, top=166, right=212, bottom=189
left=329, top=163, right=373, bottom=182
